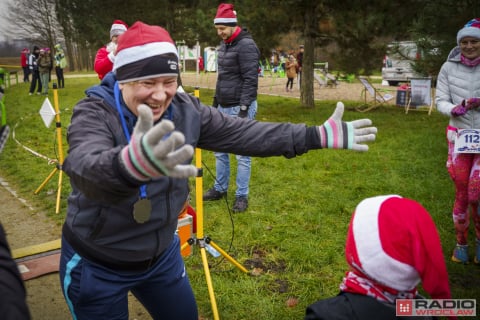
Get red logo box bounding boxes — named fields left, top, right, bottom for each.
left=396, top=299, right=413, bottom=316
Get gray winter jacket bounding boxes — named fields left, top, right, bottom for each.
left=436, top=46, right=480, bottom=129
left=62, top=73, right=321, bottom=271
left=215, top=28, right=260, bottom=108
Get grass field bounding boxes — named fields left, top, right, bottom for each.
left=0, top=70, right=478, bottom=319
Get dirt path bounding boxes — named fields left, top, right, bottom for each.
left=0, top=178, right=150, bottom=319
left=0, top=178, right=70, bottom=319
left=180, top=72, right=395, bottom=103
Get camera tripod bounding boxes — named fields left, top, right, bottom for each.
left=180, top=88, right=249, bottom=320
left=34, top=83, right=65, bottom=214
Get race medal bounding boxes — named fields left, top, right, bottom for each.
left=454, top=129, right=480, bottom=153
left=133, top=198, right=152, bottom=223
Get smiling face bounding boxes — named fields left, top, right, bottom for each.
left=119, top=76, right=178, bottom=122
left=460, top=36, right=480, bottom=60
left=215, top=25, right=236, bottom=40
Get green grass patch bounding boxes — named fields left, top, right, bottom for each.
left=1, top=76, right=479, bottom=320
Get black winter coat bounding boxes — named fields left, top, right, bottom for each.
left=305, top=292, right=437, bottom=320
left=215, top=28, right=260, bottom=107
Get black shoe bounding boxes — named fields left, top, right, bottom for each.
left=233, top=196, right=248, bottom=213
left=203, top=188, right=226, bottom=201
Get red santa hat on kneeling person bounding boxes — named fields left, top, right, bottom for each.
left=112, top=21, right=179, bottom=83
left=345, top=195, right=451, bottom=299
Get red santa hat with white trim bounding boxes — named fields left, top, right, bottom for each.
left=110, top=20, right=128, bottom=39
left=112, top=21, right=179, bottom=83
left=214, top=3, right=237, bottom=26
left=345, top=195, right=451, bottom=299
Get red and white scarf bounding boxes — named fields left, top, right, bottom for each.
left=340, top=270, right=417, bottom=304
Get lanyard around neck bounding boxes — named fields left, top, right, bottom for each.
left=114, top=81, right=146, bottom=198
left=113, top=82, right=174, bottom=199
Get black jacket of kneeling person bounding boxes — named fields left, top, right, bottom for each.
left=0, top=223, right=31, bottom=319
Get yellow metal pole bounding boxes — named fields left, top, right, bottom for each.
left=193, top=86, right=220, bottom=320
left=209, top=240, right=248, bottom=273
left=195, top=151, right=204, bottom=239
left=201, top=248, right=220, bottom=320
left=34, top=167, right=57, bottom=194
left=52, top=84, right=64, bottom=214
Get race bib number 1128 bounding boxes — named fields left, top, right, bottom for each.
left=455, top=129, right=480, bottom=153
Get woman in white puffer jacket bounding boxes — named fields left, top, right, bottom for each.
left=436, top=17, right=480, bottom=264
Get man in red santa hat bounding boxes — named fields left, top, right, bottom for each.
left=94, top=20, right=128, bottom=80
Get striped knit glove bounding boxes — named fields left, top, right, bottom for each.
left=317, top=102, right=377, bottom=152
left=119, top=104, right=197, bottom=180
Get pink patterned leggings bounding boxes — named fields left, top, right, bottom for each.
left=447, top=128, right=480, bottom=245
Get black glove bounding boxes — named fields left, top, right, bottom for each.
left=212, top=96, right=218, bottom=108
left=239, top=105, right=248, bottom=118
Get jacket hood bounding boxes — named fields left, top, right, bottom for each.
left=447, top=46, right=461, bottom=62
left=85, top=72, right=137, bottom=131
left=86, top=72, right=116, bottom=106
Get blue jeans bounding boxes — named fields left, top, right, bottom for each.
left=59, top=235, right=198, bottom=320
left=214, top=101, right=258, bottom=197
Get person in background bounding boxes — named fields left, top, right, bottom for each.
left=58, top=21, right=376, bottom=320
left=435, top=18, right=480, bottom=264
left=94, top=20, right=128, bottom=80
left=28, top=46, right=42, bottom=95
left=285, top=55, right=297, bottom=92
left=0, top=124, right=31, bottom=319
left=20, top=48, right=30, bottom=83
left=204, top=3, right=260, bottom=213
left=305, top=195, right=453, bottom=320
left=54, top=44, right=67, bottom=88
left=198, top=55, right=204, bottom=72
left=280, top=51, right=287, bottom=73
left=37, top=48, right=52, bottom=96
left=296, top=44, right=304, bottom=87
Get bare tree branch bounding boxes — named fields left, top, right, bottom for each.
left=3, top=0, right=64, bottom=49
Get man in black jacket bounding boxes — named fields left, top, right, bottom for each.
left=204, top=3, right=261, bottom=213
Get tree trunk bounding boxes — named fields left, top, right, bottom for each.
left=300, top=5, right=317, bottom=108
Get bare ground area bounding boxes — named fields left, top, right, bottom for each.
left=0, top=73, right=395, bottom=319
left=180, top=72, right=397, bottom=104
